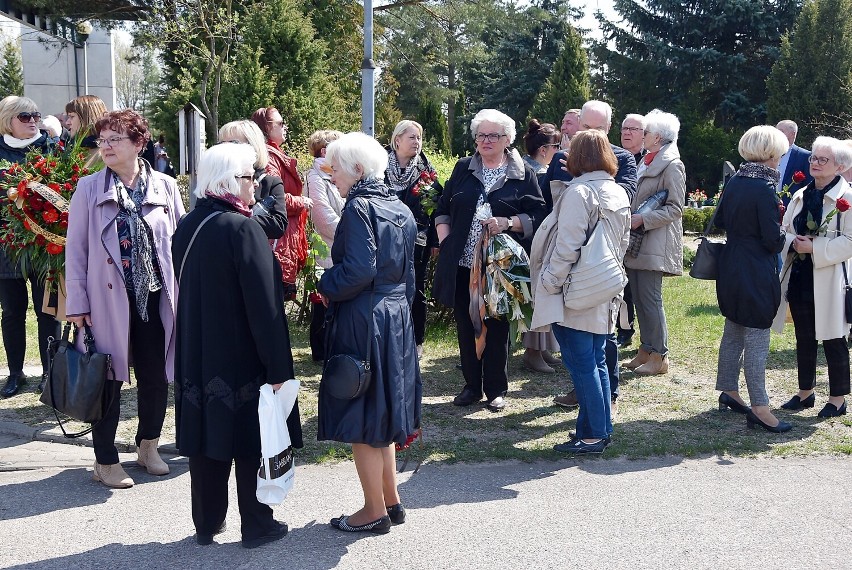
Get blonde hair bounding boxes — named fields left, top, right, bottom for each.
left=391, top=120, right=423, bottom=151
left=0, top=95, right=38, bottom=136
left=218, top=120, right=269, bottom=169
left=307, top=129, right=344, bottom=158
left=738, top=125, right=790, bottom=163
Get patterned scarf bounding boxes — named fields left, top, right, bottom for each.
left=737, top=162, right=780, bottom=185
left=386, top=150, right=424, bottom=195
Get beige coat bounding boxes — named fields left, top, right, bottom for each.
left=530, top=171, right=631, bottom=335
left=623, top=142, right=685, bottom=275
left=772, top=177, right=852, bottom=340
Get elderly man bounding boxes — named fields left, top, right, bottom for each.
left=544, top=99, right=638, bottom=412
left=775, top=120, right=813, bottom=205
left=560, top=109, right=580, bottom=150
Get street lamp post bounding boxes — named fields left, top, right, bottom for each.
left=361, top=0, right=376, bottom=136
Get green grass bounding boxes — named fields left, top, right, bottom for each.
left=3, top=276, right=852, bottom=463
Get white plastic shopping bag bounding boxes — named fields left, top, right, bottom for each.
left=256, top=380, right=299, bottom=505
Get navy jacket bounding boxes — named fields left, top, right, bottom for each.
left=779, top=144, right=813, bottom=206
left=542, top=144, right=637, bottom=209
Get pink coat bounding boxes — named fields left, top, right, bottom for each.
left=65, top=168, right=185, bottom=382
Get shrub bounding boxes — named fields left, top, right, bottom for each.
left=683, top=246, right=696, bottom=269
left=682, top=206, right=718, bottom=234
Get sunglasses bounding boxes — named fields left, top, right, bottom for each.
left=16, top=112, right=42, bottom=123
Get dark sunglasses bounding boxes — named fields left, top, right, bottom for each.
left=16, top=112, right=42, bottom=123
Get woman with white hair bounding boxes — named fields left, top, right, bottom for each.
left=171, top=143, right=301, bottom=548
left=623, top=109, right=685, bottom=376
left=714, top=126, right=790, bottom=432
left=774, top=136, right=852, bottom=418
left=433, top=109, right=547, bottom=411
left=317, top=131, right=420, bottom=534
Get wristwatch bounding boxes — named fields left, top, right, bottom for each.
left=507, top=217, right=514, bottom=230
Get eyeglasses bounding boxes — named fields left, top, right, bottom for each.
left=235, top=174, right=255, bottom=181
left=16, top=112, right=42, bottom=123
left=267, top=120, right=288, bottom=131
left=621, top=126, right=643, bottom=133
left=95, top=136, right=131, bottom=147
left=475, top=133, right=506, bottom=143
left=809, top=155, right=831, bottom=166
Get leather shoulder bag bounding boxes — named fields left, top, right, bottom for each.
left=690, top=187, right=727, bottom=280
left=322, top=288, right=374, bottom=400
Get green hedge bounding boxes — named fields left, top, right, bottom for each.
left=682, top=206, right=718, bottom=234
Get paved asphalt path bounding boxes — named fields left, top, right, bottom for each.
left=1, top=430, right=851, bottom=570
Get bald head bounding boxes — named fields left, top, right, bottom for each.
left=776, top=120, right=798, bottom=146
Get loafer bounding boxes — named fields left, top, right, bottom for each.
left=569, top=431, right=612, bottom=446
left=553, top=438, right=607, bottom=455
left=386, top=503, right=406, bottom=524
left=452, top=387, right=482, bottom=407
left=1, top=373, right=26, bottom=398
left=485, top=396, right=505, bottom=412
left=780, top=393, right=815, bottom=411
left=330, top=514, right=391, bottom=534
left=553, top=390, right=578, bottom=408
left=242, top=521, right=288, bottom=549
left=817, top=400, right=847, bottom=418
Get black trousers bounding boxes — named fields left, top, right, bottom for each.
left=454, top=267, right=509, bottom=400
left=189, top=454, right=275, bottom=540
left=309, top=301, right=327, bottom=361
left=412, top=245, right=430, bottom=346
left=617, top=281, right=635, bottom=335
left=93, top=292, right=169, bottom=464
left=0, top=276, right=57, bottom=374
left=789, top=298, right=851, bottom=397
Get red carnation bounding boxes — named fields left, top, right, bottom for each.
left=837, top=198, right=851, bottom=213
left=792, top=171, right=806, bottom=184
left=48, top=182, right=61, bottom=191
left=42, top=209, right=59, bottom=223
left=46, top=243, right=64, bottom=255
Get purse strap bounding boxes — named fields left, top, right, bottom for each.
left=700, top=180, right=728, bottom=237
left=838, top=213, right=850, bottom=288
left=178, top=210, right=224, bottom=283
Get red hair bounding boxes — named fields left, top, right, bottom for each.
left=251, top=107, right=278, bottom=139
left=94, top=109, right=151, bottom=145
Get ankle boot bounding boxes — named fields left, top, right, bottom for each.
left=523, top=350, right=554, bottom=374
left=93, top=462, right=134, bottom=488
left=137, top=438, right=170, bottom=475
left=624, top=348, right=651, bottom=370
left=634, top=352, right=669, bottom=376
left=541, top=350, right=562, bottom=365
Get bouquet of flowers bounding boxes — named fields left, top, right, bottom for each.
left=0, top=138, right=101, bottom=291
left=411, top=169, right=439, bottom=216
left=688, top=189, right=707, bottom=205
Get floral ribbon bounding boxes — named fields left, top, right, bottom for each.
left=23, top=213, right=66, bottom=245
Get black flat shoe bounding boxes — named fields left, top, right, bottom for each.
left=746, top=411, right=793, bottom=433
left=817, top=401, right=847, bottom=418
left=568, top=431, right=612, bottom=446
left=553, top=438, right=607, bottom=455
left=780, top=393, right=815, bottom=411
left=1, top=373, right=26, bottom=398
left=330, top=515, right=391, bottom=534
left=452, top=387, right=482, bottom=407
left=241, top=521, right=288, bottom=549
left=718, top=392, right=751, bottom=414
left=386, top=503, right=406, bottom=524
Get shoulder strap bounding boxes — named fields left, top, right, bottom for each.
left=701, top=180, right=728, bottom=237
left=178, top=211, right=223, bottom=283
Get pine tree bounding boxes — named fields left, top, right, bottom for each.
left=417, top=97, right=450, bottom=154
left=528, top=25, right=590, bottom=126
left=767, top=0, right=852, bottom=145
left=0, top=41, right=25, bottom=97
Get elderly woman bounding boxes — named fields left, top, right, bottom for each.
left=774, top=136, right=852, bottom=418
left=530, top=130, right=631, bottom=454
left=385, top=120, right=443, bottom=358
left=250, top=107, right=311, bottom=300
left=714, top=126, right=791, bottom=433
left=65, top=95, right=108, bottom=153
left=0, top=96, right=57, bottom=398
left=433, top=109, right=547, bottom=412
left=306, top=129, right=344, bottom=361
left=318, top=131, right=420, bottom=534
left=623, top=109, right=685, bottom=376
left=172, top=143, right=301, bottom=548
left=65, top=109, right=184, bottom=488
left=520, top=118, right=562, bottom=373
left=218, top=120, right=287, bottom=240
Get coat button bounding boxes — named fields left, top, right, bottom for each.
left=107, top=283, right=112, bottom=289
left=164, top=207, right=169, bottom=214
left=107, top=258, right=113, bottom=264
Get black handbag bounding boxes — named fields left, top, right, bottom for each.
left=321, top=289, right=374, bottom=400
left=689, top=190, right=726, bottom=280
left=40, top=322, right=114, bottom=438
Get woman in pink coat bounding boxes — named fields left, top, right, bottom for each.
left=65, top=109, right=184, bottom=489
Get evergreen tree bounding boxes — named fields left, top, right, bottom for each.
left=417, top=96, right=450, bottom=154
left=767, top=0, right=852, bottom=145
left=528, top=25, right=590, bottom=126
left=217, top=45, right=277, bottom=127
left=0, top=41, right=25, bottom=97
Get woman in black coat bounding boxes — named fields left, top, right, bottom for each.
left=172, top=143, right=302, bottom=549
left=318, top=131, right=420, bottom=535
left=715, top=125, right=790, bottom=433
left=433, top=109, right=547, bottom=412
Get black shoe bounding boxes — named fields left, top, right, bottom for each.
left=485, top=396, right=506, bottom=412
left=386, top=503, right=406, bottom=524
left=780, top=393, right=816, bottom=411
left=1, top=373, right=26, bottom=398
left=452, top=387, right=482, bottom=407
left=330, top=514, right=392, bottom=534
left=568, top=431, right=612, bottom=446
left=817, top=400, right=847, bottom=418
left=241, top=521, right=288, bottom=549
left=746, top=411, right=793, bottom=433
left=616, top=331, right=634, bottom=347
left=36, top=374, right=47, bottom=394
left=718, top=392, right=751, bottom=414
left=553, top=438, right=607, bottom=455
left=196, top=521, right=227, bottom=545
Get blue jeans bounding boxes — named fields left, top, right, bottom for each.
left=552, top=324, right=612, bottom=440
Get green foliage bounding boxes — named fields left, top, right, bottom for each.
left=0, top=41, right=25, bottom=97
left=767, top=0, right=852, bottom=145
left=418, top=97, right=450, bottom=154
left=528, top=25, right=590, bottom=125
left=682, top=246, right=696, bottom=269
left=678, top=115, right=742, bottom=193
left=681, top=206, right=717, bottom=234
left=217, top=45, right=277, bottom=127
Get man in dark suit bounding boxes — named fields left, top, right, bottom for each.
left=543, top=100, right=638, bottom=412
left=776, top=120, right=813, bottom=205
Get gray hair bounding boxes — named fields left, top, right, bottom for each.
left=813, top=136, right=852, bottom=172
left=326, top=131, right=389, bottom=180
left=581, top=100, right=612, bottom=128
left=194, top=143, right=257, bottom=200
left=776, top=120, right=798, bottom=135
left=470, top=109, right=516, bottom=144
left=622, top=113, right=646, bottom=129
left=218, top=120, right=269, bottom=169
left=645, top=109, right=680, bottom=143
